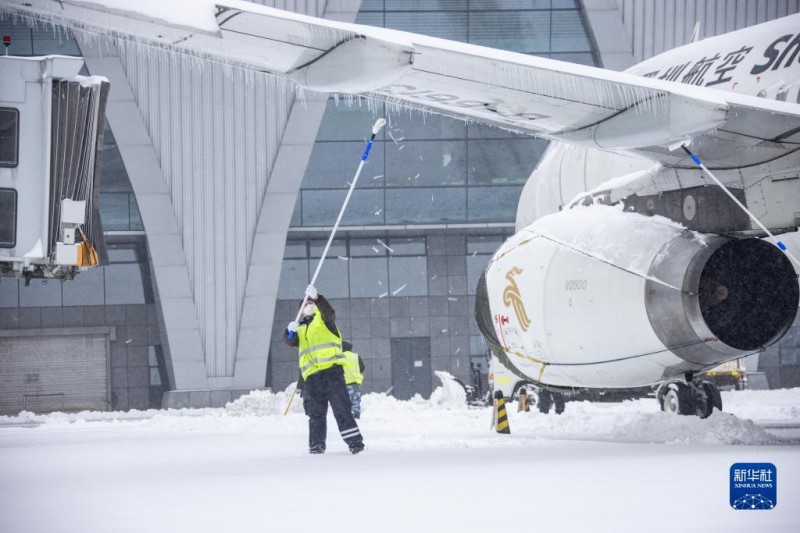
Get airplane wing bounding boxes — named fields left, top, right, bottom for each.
left=6, top=0, right=799, bottom=169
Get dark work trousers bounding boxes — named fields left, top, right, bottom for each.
left=302, top=366, right=364, bottom=453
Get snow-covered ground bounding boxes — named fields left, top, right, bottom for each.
left=1, top=386, right=798, bottom=533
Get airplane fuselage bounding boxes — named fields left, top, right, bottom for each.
left=485, top=17, right=800, bottom=392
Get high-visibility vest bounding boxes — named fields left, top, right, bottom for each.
left=342, top=351, right=363, bottom=385
left=297, top=307, right=344, bottom=380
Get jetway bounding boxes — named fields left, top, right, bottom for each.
left=0, top=54, right=109, bottom=282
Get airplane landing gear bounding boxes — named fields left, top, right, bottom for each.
left=657, top=375, right=722, bottom=419
left=511, top=383, right=566, bottom=415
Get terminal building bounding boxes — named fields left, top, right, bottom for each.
left=1, top=0, right=798, bottom=413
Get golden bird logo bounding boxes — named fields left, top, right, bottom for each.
left=503, top=267, right=531, bottom=332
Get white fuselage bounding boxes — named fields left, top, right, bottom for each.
left=487, top=17, right=800, bottom=391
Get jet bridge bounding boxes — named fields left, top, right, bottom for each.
left=0, top=54, right=109, bottom=282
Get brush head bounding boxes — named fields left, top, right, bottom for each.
left=372, top=118, right=387, bottom=134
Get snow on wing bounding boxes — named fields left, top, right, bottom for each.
left=6, top=0, right=800, bottom=168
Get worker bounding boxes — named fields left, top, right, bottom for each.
left=284, top=285, right=365, bottom=455
left=341, top=341, right=365, bottom=419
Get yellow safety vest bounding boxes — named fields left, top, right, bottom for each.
left=342, top=351, right=363, bottom=385
left=297, top=307, right=344, bottom=380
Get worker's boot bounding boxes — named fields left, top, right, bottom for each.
left=349, top=444, right=364, bottom=455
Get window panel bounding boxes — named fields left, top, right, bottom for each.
left=0, top=23, right=33, bottom=55
left=304, top=142, right=385, bottom=189
left=467, top=235, right=507, bottom=254
left=19, top=279, right=62, bottom=307
left=469, top=11, right=550, bottom=53
left=148, top=346, right=159, bottom=366
left=389, top=256, right=428, bottom=297
left=469, top=1, right=553, bottom=8
left=290, top=197, right=302, bottom=227
left=0, top=108, right=20, bottom=168
left=386, top=188, right=466, bottom=224
left=386, top=141, right=467, bottom=187
left=311, top=258, right=350, bottom=299
left=107, top=248, right=137, bottom=262
left=316, top=100, right=385, bottom=141
left=387, top=237, right=426, bottom=255
left=470, top=335, right=488, bottom=357
left=99, top=143, right=132, bottom=192
left=32, top=27, right=80, bottom=55
left=278, top=259, right=309, bottom=300
left=385, top=12, right=468, bottom=41
left=360, top=0, right=385, bottom=11
left=309, top=239, right=347, bottom=258
left=0, top=188, right=17, bottom=248
left=62, top=266, right=105, bottom=306
left=467, top=186, right=523, bottom=223
left=129, top=195, right=144, bottom=231
left=349, top=257, right=389, bottom=298
left=100, top=193, right=131, bottom=231
left=467, top=254, right=492, bottom=295
left=551, top=10, right=591, bottom=52
left=355, top=11, right=384, bottom=26
left=468, top=139, right=545, bottom=185
left=104, top=264, right=145, bottom=304
left=300, top=189, right=347, bottom=226
left=284, top=242, right=307, bottom=259
left=301, top=189, right=384, bottom=226
left=350, top=239, right=388, bottom=257
left=385, top=0, right=467, bottom=10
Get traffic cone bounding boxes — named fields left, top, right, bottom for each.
left=517, top=387, right=530, bottom=412
left=494, top=390, right=510, bottom=434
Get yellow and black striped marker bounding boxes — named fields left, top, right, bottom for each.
left=494, top=390, right=510, bottom=434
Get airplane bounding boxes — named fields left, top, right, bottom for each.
left=2, top=1, right=799, bottom=418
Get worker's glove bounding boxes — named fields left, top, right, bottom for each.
left=305, top=284, right=318, bottom=300
left=287, top=320, right=299, bottom=333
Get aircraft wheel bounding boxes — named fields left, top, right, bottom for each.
left=537, top=389, right=553, bottom=414
left=553, top=392, right=566, bottom=415
left=661, top=382, right=694, bottom=415
left=701, top=380, right=722, bottom=417
left=512, top=382, right=536, bottom=411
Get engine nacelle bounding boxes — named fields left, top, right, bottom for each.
left=475, top=206, right=799, bottom=389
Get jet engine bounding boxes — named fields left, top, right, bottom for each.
left=475, top=206, right=799, bottom=389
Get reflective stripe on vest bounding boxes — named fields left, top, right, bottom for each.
left=297, top=308, right=344, bottom=380
left=342, top=351, right=363, bottom=385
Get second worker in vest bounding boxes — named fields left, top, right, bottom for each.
left=341, top=341, right=365, bottom=419
left=285, top=285, right=365, bottom=455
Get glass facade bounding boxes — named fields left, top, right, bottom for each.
left=269, top=0, right=599, bottom=396
left=0, top=20, right=167, bottom=410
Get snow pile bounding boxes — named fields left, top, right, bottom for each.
left=721, top=388, right=800, bottom=421
left=1, top=388, right=797, bottom=448
left=429, top=371, right=468, bottom=408
left=224, top=384, right=301, bottom=416
left=507, top=406, right=778, bottom=445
